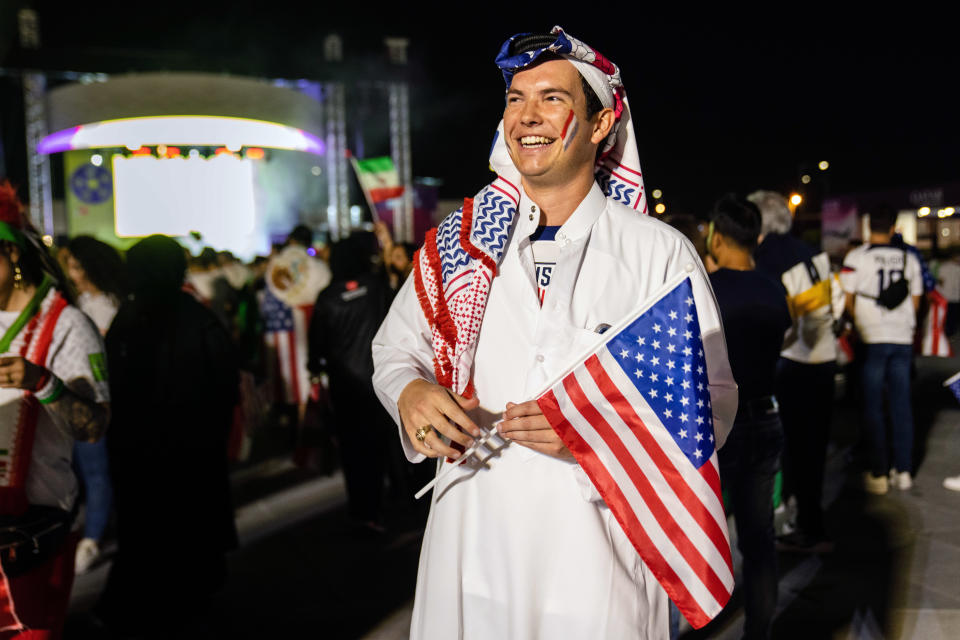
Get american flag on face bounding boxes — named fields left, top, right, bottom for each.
left=537, top=274, right=734, bottom=629
left=261, top=288, right=313, bottom=405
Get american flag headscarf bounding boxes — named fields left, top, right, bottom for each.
left=412, top=26, right=647, bottom=396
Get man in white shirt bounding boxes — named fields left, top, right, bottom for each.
left=840, top=204, right=922, bottom=494
left=373, top=27, right=736, bottom=639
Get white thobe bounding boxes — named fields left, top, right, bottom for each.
left=373, top=183, right=737, bottom=640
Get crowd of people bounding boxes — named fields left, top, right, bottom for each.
left=0, top=176, right=420, bottom=637
left=658, top=190, right=960, bottom=637
left=1, top=28, right=958, bottom=640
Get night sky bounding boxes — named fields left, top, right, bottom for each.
left=2, top=3, right=957, bottom=216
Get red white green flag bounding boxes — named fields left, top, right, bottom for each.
left=353, top=156, right=404, bottom=203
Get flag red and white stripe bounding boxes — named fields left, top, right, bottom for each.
left=920, top=290, right=953, bottom=356
left=262, top=288, right=314, bottom=405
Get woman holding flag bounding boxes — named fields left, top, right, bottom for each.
left=0, top=180, right=110, bottom=638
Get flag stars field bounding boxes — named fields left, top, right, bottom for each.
left=602, top=284, right=717, bottom=466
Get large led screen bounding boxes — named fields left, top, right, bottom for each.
left=112, top=154, right=256, bottom=252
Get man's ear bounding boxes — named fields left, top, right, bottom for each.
left=590, top=107, right=616, bottom=145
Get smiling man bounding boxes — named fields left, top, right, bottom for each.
left=373, top=27, right=736, bottom=639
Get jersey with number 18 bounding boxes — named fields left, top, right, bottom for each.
left=840, top=244, right=923, bottom=344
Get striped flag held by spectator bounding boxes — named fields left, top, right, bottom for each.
left=536, top=274, right=734, bottom=629
left=261, top=288, right=313, bottom=405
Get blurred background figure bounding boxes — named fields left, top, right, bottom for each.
left=662, top=212, right=708, bottom=262
left=936, top=249, right=960, bottom=337
left=308, top=231, right=398, bottom=531
left=707, top=194, right=791, bottom=640
left=61, top=235, right=127, bottom=574
left=62, top=236, right=126, bottom=336
left=260, top=225, right=331, bottom=445
left=840, top=204, right=923, bottom=495
left=98, top=234, right=238, bottom=637
left=373, top=220, right=415, bottom=295
left=218, top=250, right=251, bottom=291
left=0, top=181, right=110, bottom=639
left=750, top=190, right=837, bottom=552
left=186, top=246, right=237, bottom=329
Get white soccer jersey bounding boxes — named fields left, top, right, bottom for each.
left=840, top=244, right=923, bottom=344
left=780, top=252, right=836, bottom=364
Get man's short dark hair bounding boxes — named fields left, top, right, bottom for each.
left=507, top=35, right=604, bottom=118
left=709, top=194, right=762, bottom=251
left=869, top=203, right=898, bottom=233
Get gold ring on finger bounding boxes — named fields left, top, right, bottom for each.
left=415, top=425, right=433, bottom=443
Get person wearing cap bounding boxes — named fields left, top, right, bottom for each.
left=373, top=28, right=736, bottom=639
left=0, top=181, right=111, bottom=637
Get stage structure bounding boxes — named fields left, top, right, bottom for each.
left=15, top=23, right=415, bottom=256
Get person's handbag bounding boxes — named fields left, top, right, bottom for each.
left=875, top=249, right=911, bottom=310
left=0, top=505, right=71, bottom=578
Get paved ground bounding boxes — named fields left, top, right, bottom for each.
left=64, top=357, right=960, bottom=639
left=685, top=357, right=960, bottom=640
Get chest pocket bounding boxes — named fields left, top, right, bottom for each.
left=514, top=326, right=608, bottom=463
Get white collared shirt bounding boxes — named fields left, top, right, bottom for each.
left=374, top=182, right=736, bottom=461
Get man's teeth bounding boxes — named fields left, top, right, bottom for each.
left=520, top=136, right=555, bottom=147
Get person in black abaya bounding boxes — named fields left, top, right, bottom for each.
left=97, top=235, right=238, bottom=637
left=308, top=232, right=413, bottom=531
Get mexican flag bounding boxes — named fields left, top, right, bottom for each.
left=353, top=156, right=405, bottom=203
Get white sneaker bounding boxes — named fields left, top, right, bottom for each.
left=944, top=475, right=960, bottom=492
left=864, top=473, right=889, bottom=495
left=75, top=537, right=100, bottom=574
left=892, top=471, right=912, bottom=490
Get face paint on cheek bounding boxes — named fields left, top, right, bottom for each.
left=561, top=110, right=579, bottom=151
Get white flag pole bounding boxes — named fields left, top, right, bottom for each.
left=414, top=419, right=504, bottom=500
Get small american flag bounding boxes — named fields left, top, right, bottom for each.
left=261, top=289, right=313, bottom=405
left=537, top=274, right=734, bottom=629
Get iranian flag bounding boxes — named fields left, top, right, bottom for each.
left=353, top=156, right=405, bottom=203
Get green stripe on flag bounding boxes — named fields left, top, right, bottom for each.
left=355, top=157, right=396, bottom=174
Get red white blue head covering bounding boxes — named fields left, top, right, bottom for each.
left=412, top=26, right=646, bottom=396
left=490, top=26, right=646, bottom=212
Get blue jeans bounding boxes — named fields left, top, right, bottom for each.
left=73, top=438, right=113, bottom=541
left=861, top=343, right=913, bottom=477
left=718, top=409, right=784, bottom=640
